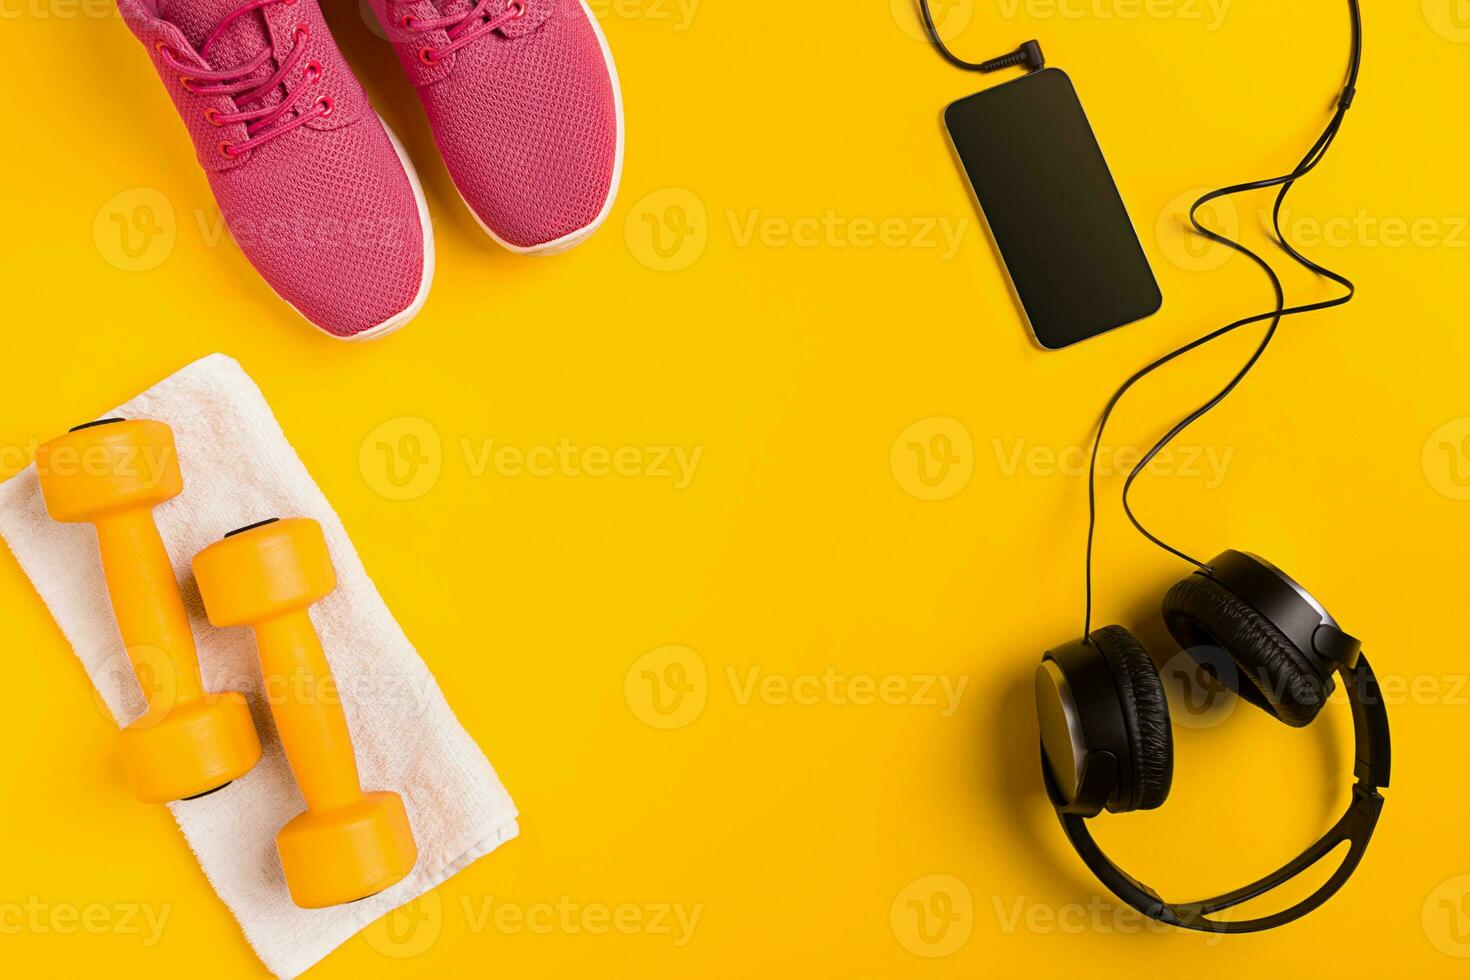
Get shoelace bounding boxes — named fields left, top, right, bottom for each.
left=157, top=0, right=329, bottom=159
left=403, top=0, right=526, bottom=66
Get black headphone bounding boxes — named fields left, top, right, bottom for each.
left=917, top=0, right=1384, bottom=931
left=1029, top=0, right=1384, bottom=934
left=1035, top=550, right=1390, bottom=933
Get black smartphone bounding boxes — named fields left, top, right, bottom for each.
left=945, top=68, right=1161, bottom=350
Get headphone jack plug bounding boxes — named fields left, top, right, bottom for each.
left=980, top=39, right=1046, bottom=74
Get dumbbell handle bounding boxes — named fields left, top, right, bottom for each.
left=94, top=509, right=204, bottom=706
left=254, top=610, right=364, bottom=813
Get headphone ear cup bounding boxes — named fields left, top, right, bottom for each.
left=1162, top=573, right=1329, bottom=728
left=1089, top=626, right=1173, bottom=812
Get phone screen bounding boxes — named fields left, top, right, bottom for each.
left=945, top=68, right=1162, bottom=350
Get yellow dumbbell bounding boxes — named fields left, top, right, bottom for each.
left=36, top=419, right=261, bottom=803
left=192, top=517, right=417, bottom=907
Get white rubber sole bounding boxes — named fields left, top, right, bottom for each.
left=280, top=116, right=436, bottom=342
left=451, top=0, right=626, bottom=256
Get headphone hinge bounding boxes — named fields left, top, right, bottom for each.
left=1350, top=782, right=1384, bottom=809
left=1313, top=623, right=1362, bottom=671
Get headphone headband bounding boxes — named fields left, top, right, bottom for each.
left=1046, top=655, right=1389, bottom=934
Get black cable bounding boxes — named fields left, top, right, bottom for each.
left=915, top=1, right=1364, bottom=641
left=1081, top=1, right=1362, bottom=640
left=917, top=0, right=1045, bottom=73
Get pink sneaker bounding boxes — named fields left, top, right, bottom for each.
left=371, top=0, right=623, bottom=254
left=118, top=0, right=434, bottom=340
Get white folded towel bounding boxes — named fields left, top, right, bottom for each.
left=0, top=354, right=518, bottom=977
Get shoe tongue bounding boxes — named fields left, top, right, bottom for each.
left=159, top=0, right=271, bottom=62
left=434, top=0, right=550, bottom=39
left=158, top=0, right=282, bottom=107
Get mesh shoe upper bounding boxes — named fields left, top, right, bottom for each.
left=119, top=0, right=429, bottom=338
left=375, top=0, right=620, bottom=249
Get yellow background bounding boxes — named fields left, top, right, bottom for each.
left=2, top=0, right=1469, bottom=975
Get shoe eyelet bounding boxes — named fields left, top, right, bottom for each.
left=219, top=140, right=238, bottom=158
left=304, top=59, right=323, bottom=82
left=315, top=95, right=334, bottom=117
left=418, top=46, right=439, bottom=66
left=154, top=41, right=175, bottom=58
left=294, top=22, right=309, bottom=42
left=180, top=76, right=195, bottom=91
left=507, top=0, right=525, bottom=16
left=203, top=107, right=223, bottom=127
left=400, top=14, right=416, bottom=28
